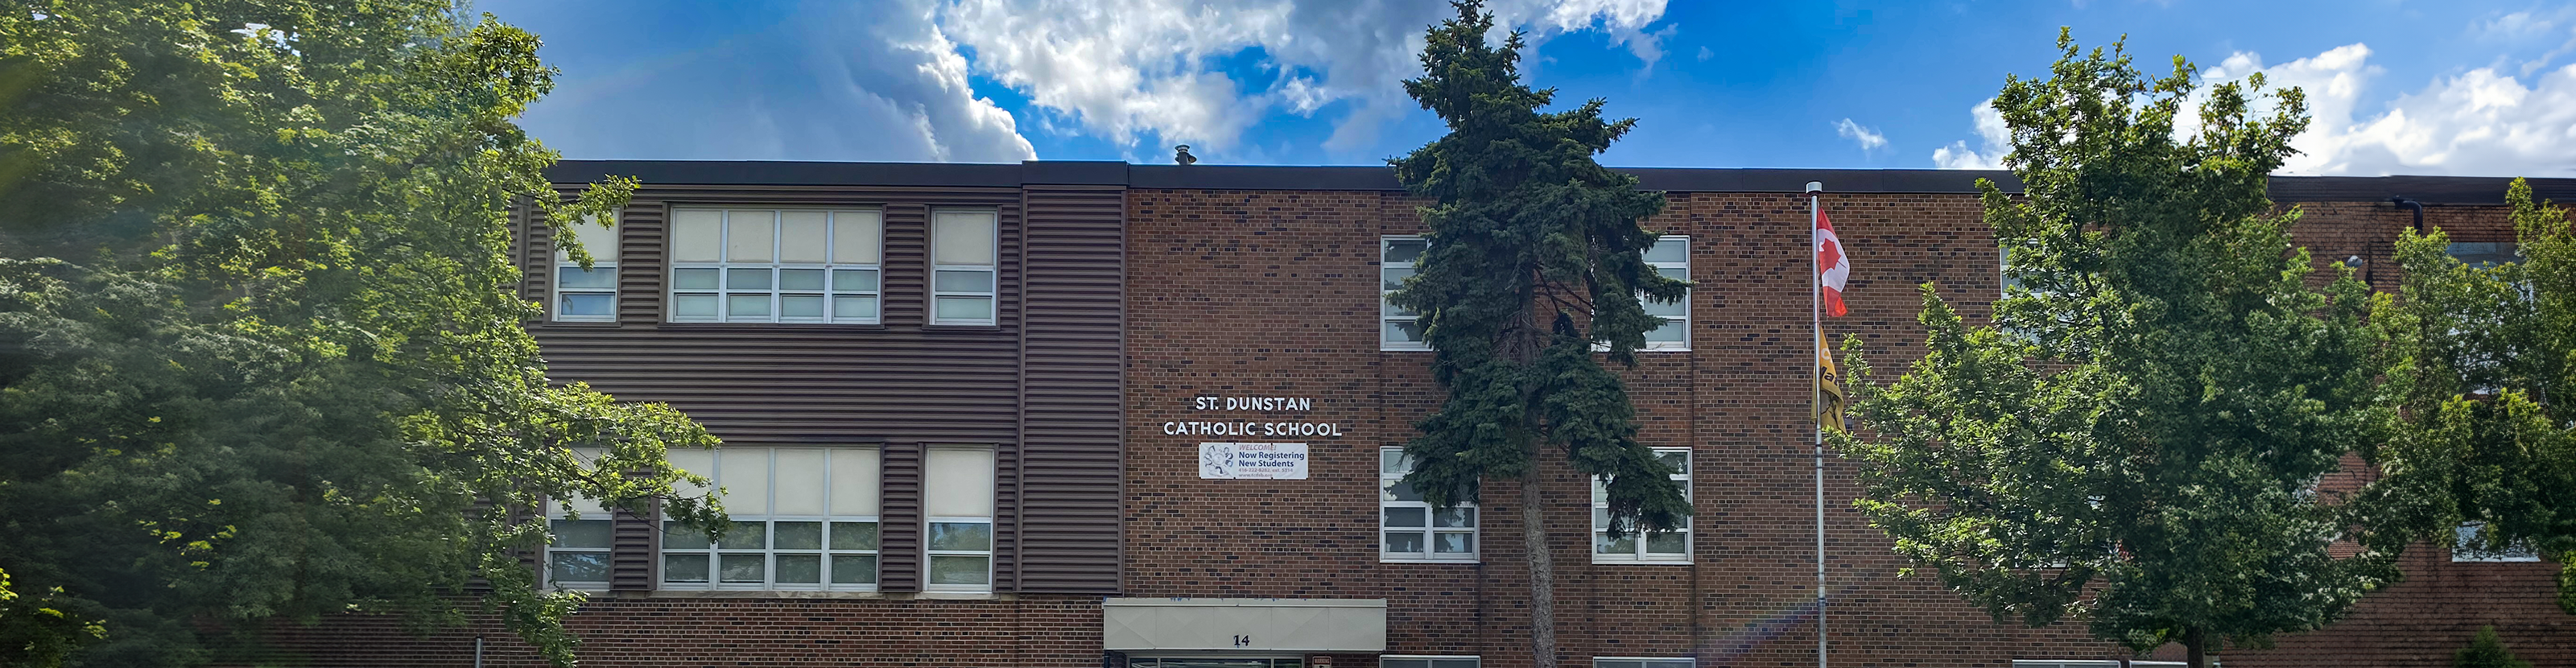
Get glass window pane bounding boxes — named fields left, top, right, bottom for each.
left=828, top=449, right=881, bottom=516
left=832, top=210, right=884, bottom=265
left=1659, top=451, right=1689, bottom=474
left=673, top=268, right=720, bottom=290
left=559, top=293, right=613, bottom=318
left=1381, top=266, right=1415, bottom=291
left=780, top=295, right=824, bottom=319
left=1434, top=507, right=1476, bottom=528
left=1431, top=659, right=1479, bottom=668
left=832, top=269, right=880, bottom=292
left=1593, top=508, right=1612, bottom=526
left=719, top=520, right=767, bottom=550
left=935, top=270, right=994, bottom=293
left=552, top=217, right=620, bottom=262
left=927, top=555, right=991, bottom=585
left=933, top=211, right=997, bottom=265
left=1384, top=507, right=1426, bottom=527
left=671, top=209, right=723, bottom=262
left=833, top=296, right=880, bottom=321
left=1641, top=295, right=1686, bottom=317
left=1384, top=660, right=1429, bottom=668
left=778, top=211, right=829, bottom=263
left=1596, top=661, right=1641, bottom=668
left=1383, top=320, right=1424, bottom=344
left=727, top=295, right=771, bottom=319
left=773, top=448, right=826, bottom=514
left=551, top=519, right=613, bottom=549
left=662, top=522, right=712, bottom=550
left=1645, top=531, right=1688, bottom=555
left=1385, top=300, right=1418, bottom=318
left=1643, top=320, right=1686, bottom=343
left=1643, top=237, right=1687, bottom=264
left=778, top=268, right=826, bottom=291
left=775, top=554, right=822, bottom=583
left=926, top=447, right=996, bottom=517
left=1645, top=661, right=1695, bottom=668
left=831, top=522, right=880, bottom=550
left=1381, top=448, right=1411, bottom=476
left=1657, top=265, right=1689, bottom=282
left=831, top=555, right=878, bottom=584
left=1384, top=238, right=1426, bottom=264
left=671, top=294, right=717, bottom=319
left=1381, top=478, right=1422, bottom=502
left=720, top=449, right=770, bottom=515
left=1434, top=532, right=1475, bottom=554
left=719, top=553, right=766, bottom=583
left=928, top=522, right=993, bottom=551
left=773, top=522, right=823, bottom=550
left=936, top=296, right=993, bottom=322
left=727, top=210, right=774, bottom=262
left=663, top=554, right=709, bottom=583
left=725, top=267, right=771, bottom=291
left=1385, top=531, right=1426, bottom=554
left=556, top=266, right=616, bottom=289
left=1596, top=532, right=1637, bottom=555
left=549, top=552, right=609, bottom=583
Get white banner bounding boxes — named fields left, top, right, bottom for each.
left=1198, top=442, right=1310, bottom=480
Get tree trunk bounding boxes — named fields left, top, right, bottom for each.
left=2184, top=627, right=2208, bottom=668
left=1521, top=471, right=1557, bottom=668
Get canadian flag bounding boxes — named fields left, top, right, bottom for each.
left=1816, top=209, right=1849, bottom=317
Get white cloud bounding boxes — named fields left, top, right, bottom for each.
left=1930, top=100, right=2007, bottom=170
left=932, top=0, right=1673, bottom=160
left=1697, top=45, right=1713, bottom=61
left=1834, top=118, right=1886, bottom=151
left=2201, top=43, right=2576, bottom=177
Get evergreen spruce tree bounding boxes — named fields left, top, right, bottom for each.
left=1835, top=32, right=2393, bottom=668
left=2454, top=626, right=2533, bottom=668
left=0, top=2, right=721, bottom=666
left=1387, top=3, right=1691, bottom=666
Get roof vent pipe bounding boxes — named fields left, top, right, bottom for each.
left=2390, top=196, right=2424, bottom=234
left=1174, top=145, right=1197, bottom=166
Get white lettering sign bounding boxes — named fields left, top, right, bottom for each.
left=1198, top=443, right=1310, bottom=480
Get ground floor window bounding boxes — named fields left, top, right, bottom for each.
left=1383, top=656, right=1479, bottom=668
left=658, top=446, right=881, bottom=591
left=1127, top=658, right=1302, bottom=668
left=1595, top=658, right=1692, bottom=668
left=2013, top=661, right=2185, bottom=668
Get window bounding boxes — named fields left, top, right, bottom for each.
left=544, top=451, right=613, bottom=589
left=1641, top=236, right=1689, bottom=349
left=2012, top=662, right=2185, bottom=668
left=667, top=208, right=882, bottom=324
left=1382, top=657, right=1479, bottom=668
left=931, top=210, right=998, bottom=325
left=1595, top=448, right=1691, bottom=563
left=925, top=447, right=997, bottom=591
left=2454, top=522, right=2540, bottom=563
left=1382, top=447, right=1476, bottom=562
left=658, top=447, right=881, bottom=591
left=550, top=214, right=618, bottom=322
left=1128, top=660, right=1303, bottom=668
left=2448, top=241, right=2520, bottom=270
left=1383, top=236, right=1428, bottom=350
left=1594, top=658, right=1693, bottom=668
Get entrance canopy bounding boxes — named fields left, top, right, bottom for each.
left=1102, top=598, right=1386, bottom=652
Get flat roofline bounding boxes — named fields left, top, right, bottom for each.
left=549, top=159, right=2576, bottom=204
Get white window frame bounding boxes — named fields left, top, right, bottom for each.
left=1382, top=236, right=1430, bottom=351
left=930, top=209, right=1000, bottom=327
left=1593, top=447, right=1692, bottom=563
left=1381, top=656, right=1480, bottom=668
left=542, top=451, right=613, bottom=591
left=666, top=208, right=884, bottom=324
left=548, top=214, right=618, bottom=323
left=1640, top=235, right=1689, bottom=350
left=657, top=447, right=881, bottom=592
left=1381, top=447, right=1478, bottom=563
left=923, top=445, right=997, bottom=592
left=1594, top=658, right=1695, bottom=668
left=2454, top=521, right=2541, bottom=563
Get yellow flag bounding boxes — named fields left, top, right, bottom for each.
left=1818, top=332, right=1847, bottom=433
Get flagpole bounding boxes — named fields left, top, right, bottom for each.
left=1806, top=180, right=1827, bottom=668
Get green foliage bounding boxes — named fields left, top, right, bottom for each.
left=0, top=2, right=721, bottom=666
left=1835, top=31, right=2394, bottom=664
left=2454, top=626, right=2533, bottom=668
left=1387, top=0, right=1690, bottom=538
left=2363, top=178, right=2576, bottom=612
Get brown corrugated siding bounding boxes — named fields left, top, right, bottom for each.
left=1014, top=185, right=1127, bottom=594
left=518, top=182, right=1125, bottom=596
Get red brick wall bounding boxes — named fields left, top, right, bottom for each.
left=1125, top=187, right=2570, bottom=668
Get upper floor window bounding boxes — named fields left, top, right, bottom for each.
left=2454, top=521, right=2540, bottom=563
left=1382, top=447, right=1476, bottom=563
left=932, top=210, right=999, bottom=326
left=1383, top=237, right=1428, bottom=351
left=1641, top=236, right=1689, bottom=349
left=668, top=208, right=883, bottom=324
left=1594, top=447, right=1690, bottom=563
left=659, top=446, right=882, bottom=592
left=925, top=446, right=997, bottom=592
left=550, top=215, right=618, bottom=322
left=2447, top=241, right=2520, bottom=270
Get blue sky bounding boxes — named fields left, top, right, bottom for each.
left=476, top=0, right=2576, bottom=176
